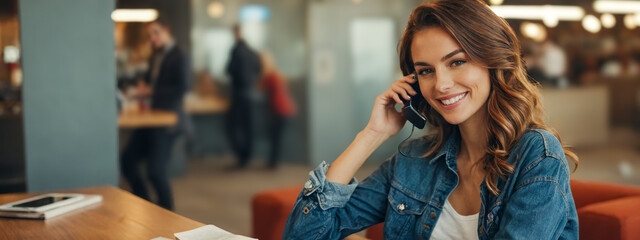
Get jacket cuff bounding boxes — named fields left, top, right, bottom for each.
left=303, top=161, right=358, bottom=210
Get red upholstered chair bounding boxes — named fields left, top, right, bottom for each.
left=571, top=180, right=640, bottom=240
left=252, top=180, right=640, bottom=240
left=252, top=186, right=302, bottom=240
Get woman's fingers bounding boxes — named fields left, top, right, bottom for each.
left=400, top=74, right=417, bottom=83
left=391, top=84, right=410, bottom=100
left=391, top=81, right=418, bottom=100
left=380, top=74, right=419, bottom=106
left=391, top=92, right=404, bottom=105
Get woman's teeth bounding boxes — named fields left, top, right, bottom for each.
left=440, top=93, right=466, bottom=105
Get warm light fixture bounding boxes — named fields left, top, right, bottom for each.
left=207, top=2, right=224, bottom=19
left=491, top=5, right=584, bottom=21
left=543, top=15, right=559, bottom=28
left=600, top=13, right=616, bottom=28
left=594, top=0, right=640, bottom=14
left=489, top=0, right=504, bottom=5
left=3, top=46, right=20, bottom=63
left=111, top=9, right=158, bottom=22
left=624, top=14, right=638, bottom=30
left=520, top=22, right=547, bottom=42
left=582, top=15, right=601, bottom=33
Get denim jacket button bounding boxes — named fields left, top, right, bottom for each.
left=479, top=226, right=484, bottom=233
left=430, top=211, right=436, bottom=218
left=423, top=224, right=431, bottom=229
left=397, top=203, right=406, bottom=211
left=304, top=180, right=314, bottom=190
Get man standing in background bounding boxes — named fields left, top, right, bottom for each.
left=226, top=24, right=262, bottom=169
left=121, top=17, right=191, bottom=210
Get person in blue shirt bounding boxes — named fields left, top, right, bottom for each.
left=283, top=0, right=580, bottom=239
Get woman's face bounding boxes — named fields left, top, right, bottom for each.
left=411, top=27, right=491, bottom=126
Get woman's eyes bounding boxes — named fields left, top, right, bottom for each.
left=451, top=59, right=466, bottom=67
left=416, top=60, right=466, bottom=75
left=418, top=68, right=434, bottom=75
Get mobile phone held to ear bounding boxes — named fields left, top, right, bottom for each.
left=402, top=73, right=427, bottom=129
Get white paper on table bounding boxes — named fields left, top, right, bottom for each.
left=174, top=225, right=257, bottom=240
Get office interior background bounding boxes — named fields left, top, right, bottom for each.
left=1, top=0, right=640, bottom=236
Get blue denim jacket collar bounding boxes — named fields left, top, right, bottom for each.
left=427, top=128, right=460, bottom=171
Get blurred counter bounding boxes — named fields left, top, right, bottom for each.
left=184, top=93, right=229, bottom=114
left=118, top=110, right=177, bottom=129
left=541, top=85, right=609, bottom=147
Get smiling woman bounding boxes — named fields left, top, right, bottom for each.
left=282, top=0, right=579, bottom=239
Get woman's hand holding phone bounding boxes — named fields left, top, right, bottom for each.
left=326, top=74, right=419, bottom=184
left=364, top=74, right=418, bottom=139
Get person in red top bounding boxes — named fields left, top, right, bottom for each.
left=259, top=52, right=297, bottom=169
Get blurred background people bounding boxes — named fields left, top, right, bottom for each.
left=225, top=24, right=262, bottom=169
left=120, top=17, right=191, bottom=210
left=259, top=51, right=297, bottom=169
left=538, top=39, right=569, bottom=87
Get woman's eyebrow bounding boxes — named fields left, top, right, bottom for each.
left=414, top=49, right=465, bottom=67
left=441, top=49, right=464, bottom=62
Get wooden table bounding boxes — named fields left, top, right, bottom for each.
left=0, top=186, right=204, bottom=239
left=118, top=110, right=178, bottom=128
left=184, top=94, right=229, bottom=115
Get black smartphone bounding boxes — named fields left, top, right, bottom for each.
left=402, top=73, right=427, bottom=129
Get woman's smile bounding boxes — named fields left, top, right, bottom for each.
left=437, top=92, right=468, bottom=109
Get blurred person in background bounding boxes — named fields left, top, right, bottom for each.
left=538, top=39, right=568, bottom=87
left=226, top=24, right=262, bottom=169
left=602, top=45, right=639, bottom=78
left=259, top=51, right=297, bottom=170
left=522, top=41, right=545, bottom=84
left=120, top=17, right=191, bottom=210
left=283, top=0, right=579, bottom=238
left=579, top=55, right=601, bottom=85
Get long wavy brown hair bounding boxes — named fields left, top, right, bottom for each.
left=398, top=0, right=578, bottom=195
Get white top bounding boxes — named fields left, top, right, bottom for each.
left=430, top=200, right=480, bottom=240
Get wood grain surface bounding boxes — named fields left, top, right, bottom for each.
left=118, top=110, right=178, bottom=128
left=0, top=186, right=204, bottom=239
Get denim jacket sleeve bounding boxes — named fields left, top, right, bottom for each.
left=282, top=156, right=396, bottom=240
left=493, top=131, right=578, bottom=239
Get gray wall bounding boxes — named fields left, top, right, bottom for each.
left=19, top=0, right=118, bottom=191
left=307, top=0, right=424, bottom=166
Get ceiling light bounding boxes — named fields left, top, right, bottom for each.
left=624, top=14, right=638, bottom=30
left=582, top=15, right=601, bottom=33
left=543, top=15, right=559, bottom=28
left=207, top=2, right=224, bottom=19
left=239, top=5, right=271, bottom=21
left=3, top=46, right=19, bottom=63
left=111, top=9, right=158, bottom=22
left=491, top=5, right=584, bottom=21
left=601, top=13, right=616, bottom=28
left=594, top=0, right=640, bottom=14
left=520, top=22, right=547, bottom=42
left=489, top=0, right=504, bottom=5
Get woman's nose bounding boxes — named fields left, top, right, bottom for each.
left=435, top=71, right=454, bottom=92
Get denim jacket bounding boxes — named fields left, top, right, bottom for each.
left=283, top=129, right=578, bottom=239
